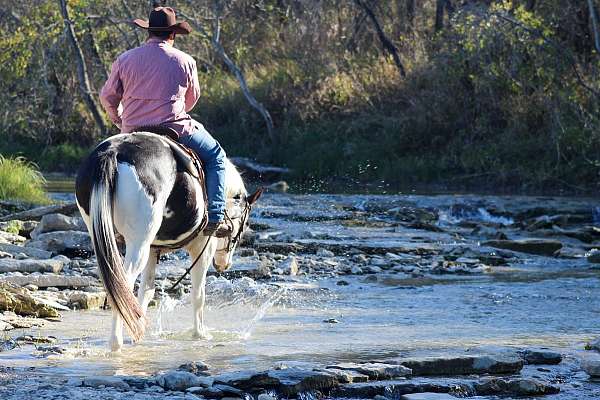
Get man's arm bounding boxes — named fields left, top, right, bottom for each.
left=185, top=59, right=200, bottom=112
left=100, top=59, right=124, bottom=128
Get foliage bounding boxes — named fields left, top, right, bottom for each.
left=0, top=155, right=50, bottom=204
left=0, top=0, right=599, bottom=192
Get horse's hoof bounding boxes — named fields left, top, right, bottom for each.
left=109, top=341, right=123, bottom=353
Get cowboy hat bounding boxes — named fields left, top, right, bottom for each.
left=133, top=7, right=192, bottom=35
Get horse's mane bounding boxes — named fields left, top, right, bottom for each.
left=225, top=159, right=247, bottom=199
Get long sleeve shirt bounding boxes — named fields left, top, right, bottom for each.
left=99, top=37, right=200, bottom=137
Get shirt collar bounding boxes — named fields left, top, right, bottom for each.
left=146, top=37, right=172, bottom=46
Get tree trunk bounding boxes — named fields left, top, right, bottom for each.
left=354, top=0, right=407, bottom=76
left=58, top=0, right=107, bottom=136
left=588, top=0, right=600, bottom=55
left=406, top=0, right=416, bottom=29
left=435, top=0, right=445, bottom=32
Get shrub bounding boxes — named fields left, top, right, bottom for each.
left=0, top=155, right=50, bottom=204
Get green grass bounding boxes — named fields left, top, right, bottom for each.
left=0, top=155, right=51, bottom=204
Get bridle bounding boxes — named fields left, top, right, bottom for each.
left=217, top=197, right=253, bottom=253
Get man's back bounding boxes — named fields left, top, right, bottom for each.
left=100, top=38, right=200, bottom=136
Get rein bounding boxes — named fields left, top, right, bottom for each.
left=166, top=201, right=253, bottom=294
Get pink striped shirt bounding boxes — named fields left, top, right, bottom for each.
left=99, top=38, right=200, bottom=137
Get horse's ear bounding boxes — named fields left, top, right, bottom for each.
left=247, top=187, right=264, bottom=205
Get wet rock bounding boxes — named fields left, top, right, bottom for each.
left=0, top=243, right=52, bottom=259
left=0, top=257, right=65, bottom=274
left=83, top=376, right=131, bottom=390
left=219, top=259, right=271, bottom=279
left=257, top=394, right=277, bottom=400
left=0, top=220, right=38, bottom=238
left=327, top=362, right=412, bottom=380
left=68, top=291, right=106, bottom=310
left=268, top=368, right=339, bottom=396
left=331, top=380, right=472, bottom=398
left=587, top=250, right=600, bottom=264
left=157, top=370, right=213, bottom=391
left=188, top=384, right=243, bottom=398
left=0, top=283, right=59, bottom=318
left=0, top=202, right=78, bottom=223
left=15, top=335, right=57, bottom=344
left=581, top=358, right=600, bottom=377
left=279, top=256, right=298, bottom=276
left=326, top=368, right=369, bottom=383
left=26, top=231, right=92, bottom=255
left=0, top=274, right=96, bottom=289
left=518, top=349, right=562, bottom=365
left=35, top=345, right=67, bottom=357
left=585, top=337, right=600, bottom=352
left=178, top=361, right=210, bottom=376
left=483, top=239, right=562, bottom=256
left=401, top=394, right=458, bottom=400
left=316, top=248, right=335, bottom=258
left=213, top=370, right=280, bottom=391
left=400, top=355, right=523, bottom=376
left=473, top=377, right=560, bottom=396
left=30, top=213, right=86, bottom=239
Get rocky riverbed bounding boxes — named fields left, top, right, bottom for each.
left=2, top=192, right=600, bottom=399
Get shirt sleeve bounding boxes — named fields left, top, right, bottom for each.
left=99, top=59, right=124, bottom=127
left=185, top=59, right=201, bottom=112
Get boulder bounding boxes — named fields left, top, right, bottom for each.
left=68, top=291, right=106, bottom=310
left=581, top=359, right=600, bottom=377
left=0, top=243, right=52, bottom=259
left=268, top=368, right=340, bottom=397
left=0, top=283, right=59, bottom=318
left=26, top=231, right=92, bottom=254
left=326, top=362, right=412, bottom=380
left=0, top=220, right=38, bottom=237
left=474, top=378, right=560, bottom=396
left=157, top=370, right=213, bottom=391
left=518, top=349, right=562, bottom=365
left=30, top=213, right=87, bottom=239
left=400, top=355, right=523, bottom=376
left=483, top=239, right=562, bottom=256
left=0, top=257, right=65, bottom=274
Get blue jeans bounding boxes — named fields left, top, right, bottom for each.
left=179, top=123, right=226, bottom=223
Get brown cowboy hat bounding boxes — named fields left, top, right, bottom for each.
left=133, top=7, right=192, bottom=35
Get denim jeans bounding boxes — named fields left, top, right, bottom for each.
left=179, top=123, right=226, bottom=223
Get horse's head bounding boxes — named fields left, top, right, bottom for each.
left=213, top=187, right=263, bottom=272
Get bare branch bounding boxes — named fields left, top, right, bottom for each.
left=354, top=0, right=406, bottom=77
left=179, top=8, right=277, bottom=145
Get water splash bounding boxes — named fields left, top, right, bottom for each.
left=438, top=206, right=513, bottom=226
left=154, top=278, right=187, bottom=336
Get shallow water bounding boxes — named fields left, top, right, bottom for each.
left=4, top=192, right=600, bottom=398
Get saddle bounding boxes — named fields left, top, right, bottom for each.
left=134, top=125, right=203, bottom=181
left=132, top=125, right=209, bottom=251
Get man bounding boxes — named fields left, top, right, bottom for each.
left=100, top=7, right=230, bottom=237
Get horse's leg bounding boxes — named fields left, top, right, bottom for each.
left=138, top=249, right=158, bottom=314
left=187, top=236, right=217, bottom=339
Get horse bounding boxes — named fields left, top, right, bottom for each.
left=75, top=131, right=262, bottom=352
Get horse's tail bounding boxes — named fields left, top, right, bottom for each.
left=90, top=148, right=146, bottom=342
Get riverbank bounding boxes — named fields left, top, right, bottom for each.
left=2, top=193, right=600, bottom=398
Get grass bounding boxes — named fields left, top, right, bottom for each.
left=0, top=155, right=51, bottom=204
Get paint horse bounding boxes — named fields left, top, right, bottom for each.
left=75, top=132, right=261, bottom=352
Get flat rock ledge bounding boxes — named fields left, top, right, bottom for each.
left=399, top=355, right=523, bottom=376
